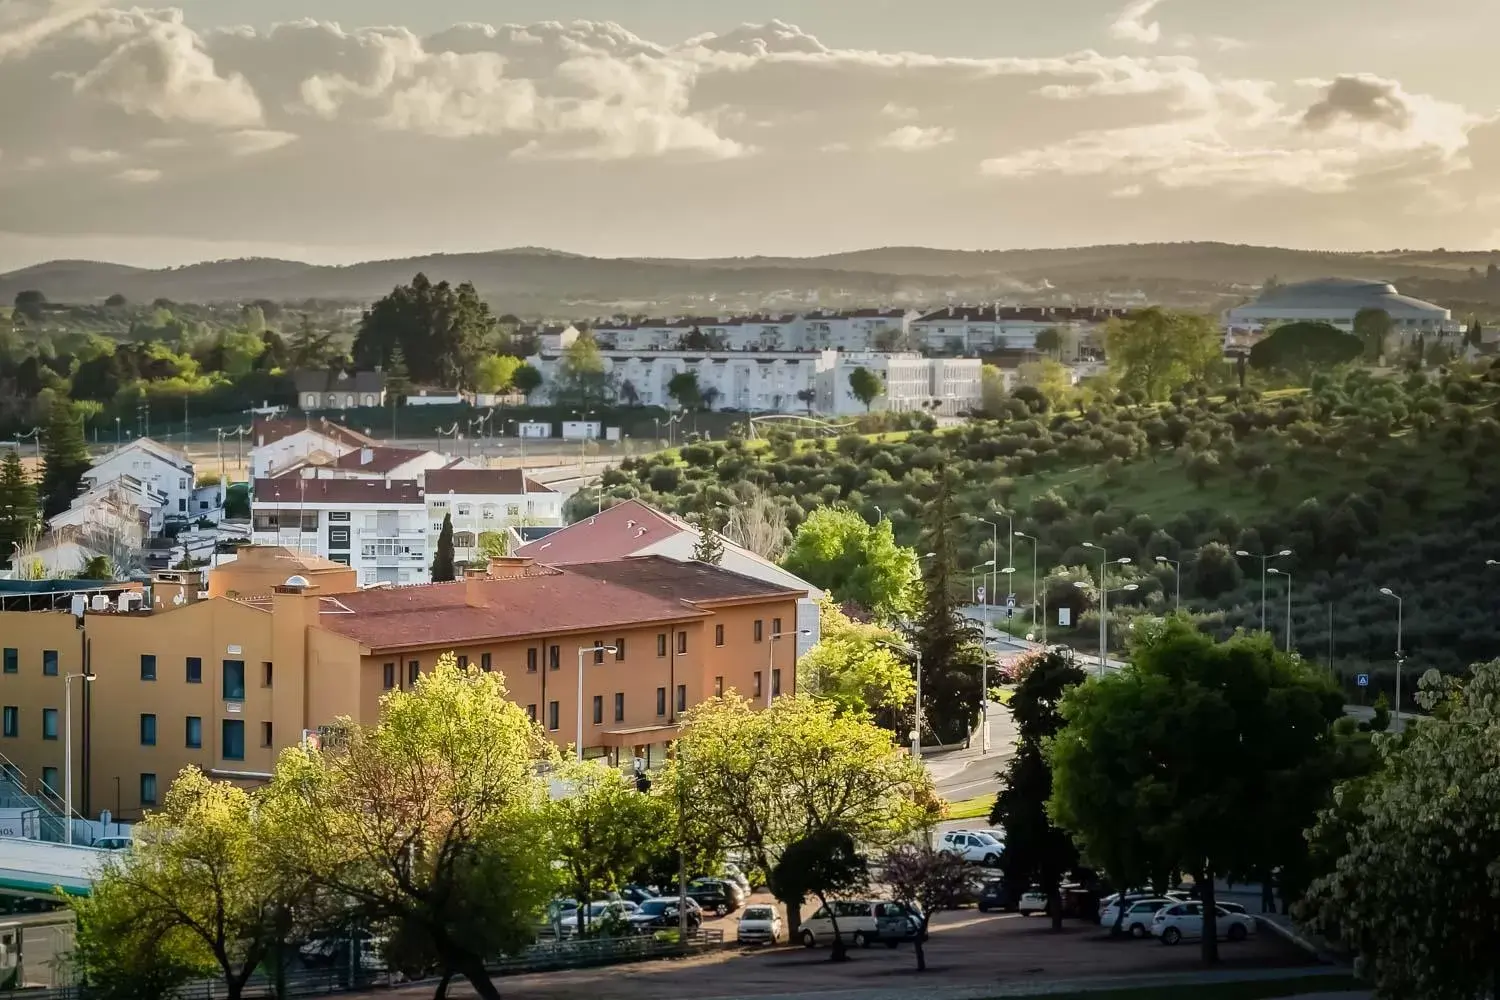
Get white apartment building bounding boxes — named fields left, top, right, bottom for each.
left=595, top=316, right=801, bottom=352
left=250, top=477, right=429, bottom=586
left=800, top=309, right=917, bottom=351
left=249, top=418, right=376, bottom=479
left=527, top=349, right=834, bottom=413
left=424, top=468, right=563, bottom=569
left=83, top=438, right=195, bottom=521
left=817, top=353, right=984, bottom=417
left=912, top=305, right=1125, bottom=355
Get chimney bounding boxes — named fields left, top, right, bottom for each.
left=464, top=567, right=490, bottom=607
left=488, top=556, right=536, bottom=580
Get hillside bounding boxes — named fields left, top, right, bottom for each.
left=4, top=243, right=1498, bottom=316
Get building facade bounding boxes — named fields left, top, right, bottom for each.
left=250, top=478, right=429, bottom=585
left=82, top=439, right=194, bottom=522
left=526, top=349, right=832, bottom=413
left=1222, top=278, right=1461, bottom=342
left=911, top=305, right=1125, bottom=354
left=292, top=370, right=387, bottom=411
left=424, top=468, right=564, bottom=569
left=250, top=419, right=377, bottom=479
left=816, top=353, right=983, bottom=416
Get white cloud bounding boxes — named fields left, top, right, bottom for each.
left=66, top=145, right=120, bottom=164
left=880, top=125, right=955, bottom=152
left=114, top=167, right=160, bottom=183
left=1111, top=0, right=1167, bottom=44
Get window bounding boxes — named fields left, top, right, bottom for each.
left=383, top=663, right=396, bottom=689
left=592, top=696, right=603, bottom=725
left=1, top=707, right=16, bottom=738
left=547, top=701, right=560, bottom=731
left=457, top=655, right=469, bottom=669
left=656, top=634, right=667, bottom=657
left=329, top=511, right=351, bottom=522
left=261, top=722, right=273, bottom=748
left=772, top=669, right=782, bottom=697
left=676, top=685, right=687, bottom=713
left=140, top=714, right=156, bottom=746
left=548, top=645, right=560, bottom=671
left=481, top=653, right=492, bottom=672
left=753, top=671, right=763, bottom=698
left=222, top=660, right=245, bottom=700
left=753, top=620, right=764, bottom=642
left=593, top=643, right=605, bottom=665
left=140, top=654, right=156, bottom=680
left=407, top=660, right=419, bottom=686
left=186, top=657, right=202, bottom=683
left=614, top=693, right=624, bottom=722
left=714, top=676, right=723, bottom=697
left=42, top=708, right=58, bottom=740
left=526, top=704, right=537, bottom=722
left=41, top=767, right=58, bottom=794
left=261, top=662, right=274, bottom=688
left=140, top=773, right=158, bottom=807
left=614, top=640, right=625, bottom=661
left=715, top=624, right=724, bottom=646
left=772, top=617, right=783, bottom=637
left=186, top=716, right=202, bottom=749
left=43, top=650, right=58, bottom=676
left=676, top=633, right=687, bottom=655
left=656, top=687, right=667, bottom=716
left=2, top=648, right=15, bottom=674
left=457, top=503, right=472, bottom=516
left=526, top=648, right=538, bottom=673
left=222, top=720, right=245, bottom=760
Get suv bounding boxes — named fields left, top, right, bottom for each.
left=627, top=897, right=702, bottom=933
left=685, top=878, right=744, bottom=915
left=939, top=830, right=1003, bottom=866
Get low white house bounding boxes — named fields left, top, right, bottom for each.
left=249, top=418, right=377, bottom=479
left=272, top=447, right=462, bottom=483
left=82, top=438, right=194, bottom=521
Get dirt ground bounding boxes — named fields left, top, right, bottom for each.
left=364, top=907, right=1314, bottom=1000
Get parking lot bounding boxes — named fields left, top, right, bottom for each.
left=369, top=903, right=1314, bottom=1000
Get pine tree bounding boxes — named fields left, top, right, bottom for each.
left=40, top=396, right=90, bottom=519
left=692, top=524, right=725, bottom=565
left=431, top=513, right=456, bottom=582
left=0, top=449, right=39, bottom=565
left=386, top=345, right=411, bottom=400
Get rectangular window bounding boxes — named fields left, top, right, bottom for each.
left=656, top=687, right=667, bottom=717
left=1, top=706, right=16, bottom=738
left=656, top=633, right=667, bottom=657
left=772, top=617, right=783, bottom=637
left=223, top=659, right=245, bottom=700
left=41, top=767, right=58, bottom=794
left=714, top=676, right=723, bottom=697
left=772, top=669, right=782, bottom=697
left=186, top=716, right=202, bottom=749
left=407, top=660, right=419, bottom=686
left=548, top=645, right=560, bottom=671
left=676, top=633, right=687, bottom=655
left=222, top=720, right=245, bottom=760
left=676, top=684, right=687, bottom=713
left=547, top=701, right=560, bottom=731
left=527, top=704, right=537, bottom=723
left=43, top=650, right=58, bottom=676
left=527, top=648, right=538, bottom=673
left=140, top=713, right=156, bottom=746
left=2, top=649, right=15, bottom=674
left=382, top=663, right=396, bottom=689
left=186, top=657, right=202, bottom=683
left=592, top=695, right=603, bottom=725
left=753, top=620, right=764, bottom=642
left=140, top=773, right=157, bottom=807
left=42, top=708, right=58, bottom=740
left=457, top=654, right=469, bottom=669
left=614, top=692, right=624, bottom=722
left=140, top=654, right=156, bottom=680
left=614, top=640, right=625, bottom=662
left=481, top=653, right=492, bottom=672
left=261, top=722, right=273, bottom=748
left=593, top=643, right=605, bottom=665
left=715, top=624, right=724, bottom=646
left=754, top=671, right=763, bottom=698
left=261, top=662, right=274, bottom=688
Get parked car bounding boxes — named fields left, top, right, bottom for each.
left=736, top=904, right=783, bottom=945
left=619, top=884, right=657, bottom=904
left=1017, top=888, right=1048, bottom=916
left=977, top=878, right=1014, bottom=913
left=938, top=830, right=1003, bottom=865
left=800, top=900, right=913, bottom=949
left=559, top=900, right=639, bottom=936
left=720, top=864, right=753, bottom=898
left=628, top=897, right=702, bottom=933
left=1100, top=897, right=1173, bottom=937
left=685, top=877, right=744, bottom=915
left=1097, top=889, right=1188, bottom=922
left=1151, top=902, right=1256, bottom=945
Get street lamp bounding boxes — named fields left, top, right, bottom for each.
left=970, top=559, right=996, bottom=606
left=768, top=628, right=812, bottom=706
left=1268, top=568, right=1293, bottom=654
left=1154, top=555, right=1181, bottom=612
left=63, top=671, right=95, bottom=844
left=877, top=637, right=923, bottom=761
left=1378, top=588, right=1404, bottom=722
left=1015, top=531, right=1041, bottom=641
left=575, top=644, right=618, bottom=761
left=1235, top=548, right=1293, bottom=632
left=1074, top=581, right=1138, bottom=663
left=1081, top=543, right=1132, bottom=677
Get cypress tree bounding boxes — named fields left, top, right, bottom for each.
left=431, top=512, right=456, bottom=582
left=692, top=524, right=725, bottom=566
left=40, top=395, right=90, bottom=518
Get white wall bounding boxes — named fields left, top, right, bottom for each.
left=250, top=430, right=358, bottom=478
left=87, top=446, right=193, bottom=519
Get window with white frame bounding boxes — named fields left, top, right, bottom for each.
left=457, top=503, right=472, bottom=516
left=482, top=504, right=497, bottom=520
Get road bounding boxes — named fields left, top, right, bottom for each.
left=928, top=701, right=1018, bottom=806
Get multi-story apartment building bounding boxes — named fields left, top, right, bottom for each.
left=911, top=305, right=1127, bottom=355
left=250, top=477, right=429, bottom=585
left=425, top=468, right=564, bottom=568
left=800, top=309, right=917, bottom=351
left=0, top=549, right=804, bottom=820
left=527, top=349, right=832, bottom=413
left=594, top=316, right=801, bottom=352
left=816, top=353, right=984, bottom=416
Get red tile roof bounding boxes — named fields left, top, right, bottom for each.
left=252, top=418, right=377, bottom=449
left=252, top=478, right=424, bottom=505
left=512, top=498, right=681, bottom=564
left=270, top=447, right=440, bottom=479
left=566, top=556, right=804, bottom=603
left=424, top=468, right=556, bottom=496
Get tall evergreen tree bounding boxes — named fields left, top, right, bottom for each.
left=0, top=449, right=39, bottom=565
left=692, top=524, right=725, bottom=566
left=431, top=513, right=456, bottom=582
left=40, top=396, right=90, bottom=518
left=910, top=474, right=987, bottom=745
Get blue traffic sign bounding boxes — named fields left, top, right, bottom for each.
left=1355, top=673, right=1370, bottom=688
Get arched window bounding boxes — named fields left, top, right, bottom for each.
left=453, top=531, right=476, bottom=548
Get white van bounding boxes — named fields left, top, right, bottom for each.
left=799, top=900, right=913, bottom=948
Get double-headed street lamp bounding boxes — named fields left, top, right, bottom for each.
left=1082, top=543, right=1132, bottom=676
left=970, top=559, right=996, bottom=607
left=1268, top=568, right=1293, bottom=653
left=1074, top=581, right=1138, bottom=665
left=1014, top=531, right=1041, bottom=640
left=1235, top=548, right=1292, bottom=632
left=1378, top=587, right=1404, bottom=722
left=575, top=644, right=619, bottom=761
left=1154, top=555, right=1182, bottom=612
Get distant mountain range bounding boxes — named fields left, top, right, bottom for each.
left=1, top=243, right=1493, bottom=316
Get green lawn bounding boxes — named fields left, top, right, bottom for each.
left=997, top=974, right=1360, bottom=1000
left=945, top=794, right=993, bottom=821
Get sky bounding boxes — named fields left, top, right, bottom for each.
left=2, top=0, right=1500, bottom=270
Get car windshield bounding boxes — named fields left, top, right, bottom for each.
left=637, top=900, right=671, bottom=915
left=741, top=906, right=774, bottom=920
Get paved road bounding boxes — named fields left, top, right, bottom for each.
left=928, top=701, right=1018, bottom=805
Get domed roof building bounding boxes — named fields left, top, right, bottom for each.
left=1224, top=278, right=1458, bottom=338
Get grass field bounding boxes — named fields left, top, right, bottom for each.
left=1010, top=974, right=1360, bottom=1000
left=945, top=794, right=993, bottom=821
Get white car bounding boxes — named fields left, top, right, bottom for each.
left=1098, top=889, right=1188, bottom=921
left=1100, top=897, right=1174, bottom=937
left=1017, top=889, right=1048, bottom=916
left=800, top=900, right=912, bottom=948
left=938, top=830, right=1003, bottom=865
left=1151, top=902, right=1256, bottom=945
left=559, top=900, right=638, bottom=936
left=737, top=904, right=783, bottom=945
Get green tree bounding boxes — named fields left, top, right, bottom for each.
left=1016, top=359, right=1073, bottom=410
left=1105, top=307, right=1221, bottom=401
left=770, top=830, right=869, bottom=961
left=72, top=881, right=212, bottom=1000
left=475, top=355, right=522, bottom=394
left=553, top=334, right=614, bottom=407
left=691, top=522, right=725, bottom=565
left=476, top=530, right=508, bottom=560
left=1353, top=307, right=1393, bottom=363
left=781, top=507, right=919, bottom=619
left=1248, top=322, right=1364, bottom=380
left=13, top=289, right=45, bottom=322
left=40, top=395, right=90, bottom=518
left=72, top=768, right=305, bottom=1000
left=879, top=844, right=972, bottom=971
left=79, top=554, right=113, bottom=580
left=432, top=512, right=456, bottom=582
left=668, top=371, right=703, bottom=411
left=1049, top=622, right=1343, bottom=963
left=353, top=273, right=494, bottom=388
left=384, top=344, right=411, bottom=400
left=512, top=362, right=542, bottom=399
left=796, top=597, right=915, bottom=722
left=262, top=656, right=558, bottom=1000
left=0, top=449, right=38, bottom=564
left=847, top=366, right=883, bottom=410
left=286, top=315, right=338, bottom=370
left=1192, top=541, right=1242, bottom=599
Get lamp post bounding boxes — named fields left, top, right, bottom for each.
left=1235, top=548, right=1292, bottom=632
left=1074, top=581, right=1138, bottom=664
left=575, top=644, right=618, bottom=761
left=63, top=671, right=95, bottom=844
left=980, top=638, right=1013, bottom=754
left=970, top=559, right=996, bottom=607
left=1015, top=531, right=1041, bottom=639
left=1081, top=543, right=1132, bottom=677
left=877, top=637, right=923, bottom=761
left=768, top=628, right=812, bottom=706
left=1268, top=568, right=1293, bottom=653
left=984, top=511, right=1013, bottom=625
left=1154, top=555, right=1181, bottom=612
left=1379, top=587, right=1404, bottom=722
left=873, top=505, right=883, bottom=524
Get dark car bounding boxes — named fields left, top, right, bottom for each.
left=628, top=897, right=703, bottom=933
left=685, top=878, right=744, bottom=915
left=619, top=884, right=657, bottom=904
left=977, top=878, right=1018, bottom=913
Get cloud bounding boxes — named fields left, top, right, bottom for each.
left=1302, top=73, right=1413, bottom=131
left=880, top=125, right=954, bottom=152
left=114, top=167, right=160, bottom=183
left=1110, top=0, right=1167, bottom=44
